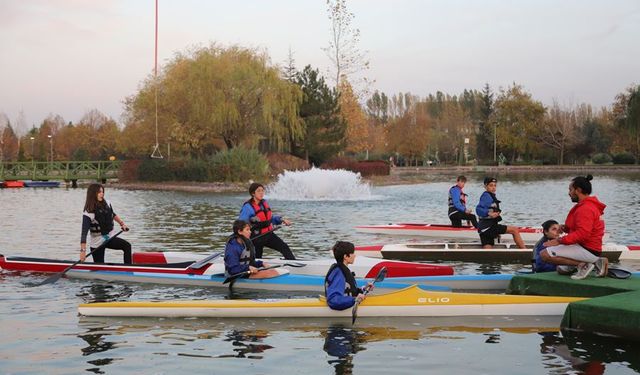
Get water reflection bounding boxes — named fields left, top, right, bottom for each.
left=218, top=329, right=274, bottom=359
left=562, top=329, right=640, bottom=373
left=76, top=283, right=135, bottom=303
left=323, top=324, right=365, bottom=375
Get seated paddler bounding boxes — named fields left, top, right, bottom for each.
left=324, top=241, right=371, bottom=311
left=224, top=220, right=279, bottom=279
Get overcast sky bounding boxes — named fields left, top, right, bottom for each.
left=1, top=0, right=639, bottom=131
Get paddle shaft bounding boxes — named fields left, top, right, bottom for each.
left=352, top=267, right=387, bottom=324
left=36, top=230, right=124, bottom=286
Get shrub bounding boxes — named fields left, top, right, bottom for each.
left=322, top=157, right=390, bottom=176
left=137, top=158, right=174, bottom=181
left=612, top=152, right=636, bottom=165
left=210, top=147, right=269, bottom=182
left=591, top=153, right=612, bottom=164
left=119, top=159, right=142, bottom=182
left=266, top=153, right=309, bottom=175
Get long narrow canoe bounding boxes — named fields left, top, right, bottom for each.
left=355, top=223, right=544, bottom=241
left=354, top=243, right=635, bottom=262
left=65, top=268, right=449, bottom=293
left=132, top=252, right=453, bottom=277
left=0, top=254, right=216, bottom=275
left=78, top=285, right=585, bottom=318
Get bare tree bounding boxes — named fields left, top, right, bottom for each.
left=323, top=0, right=369, bottom=89
left=536, top=100, right=581, bottom=164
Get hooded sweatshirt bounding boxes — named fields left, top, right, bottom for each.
left=559, top=196, right=606, bottom=252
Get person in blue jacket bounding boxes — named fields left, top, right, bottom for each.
left=224, top=220, right=279, bottom=279
left=239, top=183, right=295, bottom=260
left=448, top=175, right=478, bottom=228
left=324, top=241, right=372, bottom=311
left=533, top=220, right=561, bottom=273
left=476, top=177, right=525, bottom=249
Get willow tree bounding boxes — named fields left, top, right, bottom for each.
left=125, top=44, right=303, bottom=157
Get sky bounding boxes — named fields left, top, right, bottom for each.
left=1, top=0, right=639, bottom=133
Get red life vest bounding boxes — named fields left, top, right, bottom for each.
left=247, top=199, right=273, bottom=235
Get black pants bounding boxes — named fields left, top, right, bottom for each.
left=91, top=237, right=132, bottom=264
left=252, top=232, right=296, bottom=260
left=449, top=211, right=478, bottom=228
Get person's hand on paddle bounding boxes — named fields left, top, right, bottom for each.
left=355, top=293, right=366, bottom=303
left=248, top=265, right=259, bottom=275
left=282, top=217, right=292, bottom=226
left=120, top=223, right=129, bottom=232
left=80, top=246, right=87, bottom=262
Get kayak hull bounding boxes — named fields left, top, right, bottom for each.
left=78, top=285, right=584, bottom=318
left=354, top=243, right=633, bottom=262
left=131, top=252, right=454, bottom=277
left=355, top=223, right=544, bottom=242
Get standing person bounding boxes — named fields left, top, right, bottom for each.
left=542, top=175, right=608, bottom=280
left=448, top=175, right=478, bottom=228
left=476, top=177, right=526, bottom=249
left=533, top=220, right=562, bottom=273
left=239, top=182, right=296, bottom=260
left=224, top=220, right=279, bottom=279
left=324, top=241, right=370, bottom=311
left=80, top=183, right=131, bottom=264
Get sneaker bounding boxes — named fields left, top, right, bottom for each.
left=571, top=263, right=595, bottom=280
left=557, top=265, right=577, bottom=275
left=595, top=257, right=609, bottom=278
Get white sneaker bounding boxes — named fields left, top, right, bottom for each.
left=571, top=263, right=595, bottom=280
left=595, top=257, right=609, bottom=278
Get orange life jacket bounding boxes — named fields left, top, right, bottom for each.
left=247, top=199, right=273, bottom=236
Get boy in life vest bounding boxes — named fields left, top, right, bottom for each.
left=224, top=220, right=279, bottom=279
left=448, top=175, right=478, bottom=228
left=533, top=220, right=561, bottom=273
left=325, top=241, right=372, bottom=311
left=475, top=177, right=526, bottom=249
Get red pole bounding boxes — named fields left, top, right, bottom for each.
left=154, top=0, right=158, bottom=77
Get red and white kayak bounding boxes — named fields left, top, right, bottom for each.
left=0, top=255, right=225, bottom=275
left=354, top=243, right=639, bottom=262
left=355, top=223, right=544, bottom=241
left=132, top=252, right=454, bottom=277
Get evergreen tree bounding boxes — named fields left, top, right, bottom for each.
left=294, top=65, right=346, bottom=165
left=477, top=83, right=494, bottom=161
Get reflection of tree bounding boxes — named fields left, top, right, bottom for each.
left=217, top=330, right=273, bottom=359
left=77, top=327, right=118, bottom=374
left=538, top=331, right=606, bottom=374
left=322, top=325, right=367, bottom=375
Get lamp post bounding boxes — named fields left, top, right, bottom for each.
left=47, top=134, right=53, bottom=162
left=30, top=136, right=35, bottom=164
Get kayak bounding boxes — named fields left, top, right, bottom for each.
left=355, top=223, right=612, bottom=243
left=0, top=254, right=219, bottom=275
left=23, top=180, right=60, bottom=188
left=78, top=284, right=585, bottom=318
left=354, top=242, right=636, bottom=262
left=132, top=252, right=454, bottom=277
left=65, top=268, right=449, bottom=293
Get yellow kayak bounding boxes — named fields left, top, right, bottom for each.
left=78, top=285, right=584, bottom=318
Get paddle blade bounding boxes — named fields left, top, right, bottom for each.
left=374, top=267, right=387, bottom=283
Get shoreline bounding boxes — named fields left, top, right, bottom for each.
left=107, top=165, right=640, bottom=192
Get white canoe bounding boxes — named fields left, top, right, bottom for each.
left=78, top=285, right=584, bottom=318
left=355, top=242, right=637, bottom=262
left=355, top=223, right=545, bottom=241
left=132, top=252, right=454, bottom=277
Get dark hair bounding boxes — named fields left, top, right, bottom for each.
left=541, top=219, right=559, bottom=232
left=249, top=182, right=264, bottom=196
left=483, top=177, right=497, bottom=185
left=84, top=183, right=105, bottom=213
left=232, top=219, right=250, bottom=236
left=571, top=174, right=593, bottom=195
left=456, top=175, right=467, bottom=182
left=332, top=241, right=355, bottom=263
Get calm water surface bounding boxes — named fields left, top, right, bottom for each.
left=1, top=173, right=639, bottom=374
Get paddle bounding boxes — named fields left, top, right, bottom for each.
left=223, top=262, right=306, bottom=286
left=352, top=266, right=387, bottom=325
left=31, top=230, right=124, bottom=286
left=187, top=251, right=223, bottom=270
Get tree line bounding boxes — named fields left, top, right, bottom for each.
left=1, top=43, right=638, bottom=167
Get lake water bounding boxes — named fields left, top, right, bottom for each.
left=1, top=172, right=639, bottom=374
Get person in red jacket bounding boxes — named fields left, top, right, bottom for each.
left=541, top=175, right=608, bottom=280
